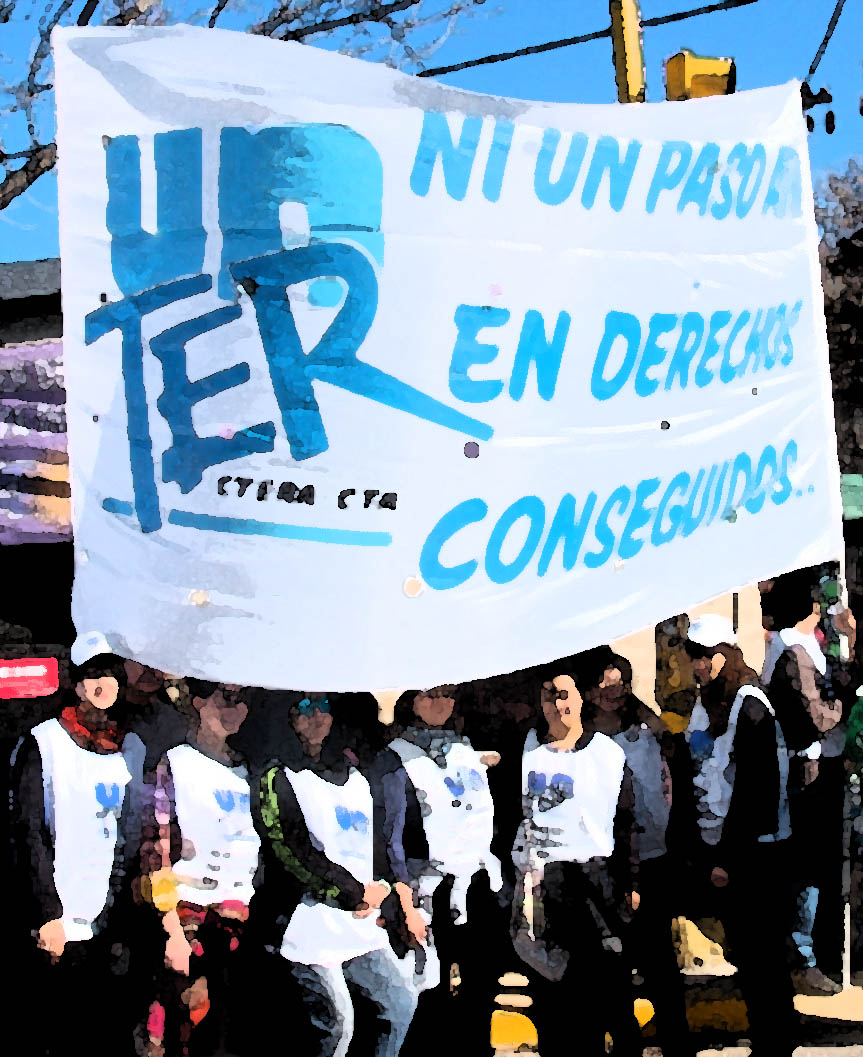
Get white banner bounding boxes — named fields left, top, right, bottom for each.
left=54, top=25, right=843, bottom=691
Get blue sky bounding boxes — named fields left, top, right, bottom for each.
left=1, top=0, right=860, bottom=263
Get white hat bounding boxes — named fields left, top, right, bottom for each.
left=70, top=631, right=113, bottom=666
left=687, top=614, right=737, bottom=649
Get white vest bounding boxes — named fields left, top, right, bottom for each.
left=280, top=766, right=387, bottom=968
left=613, top=724, right=669, bottom=862
left=33, top=718, right=133, bottom=942
left=389, top=737, right=497, bottom=884
left=687, top=685, right=791, bottom=847
left=166, top=745, right=259, bottom=907
left=521, top=735, right=625, bottom=866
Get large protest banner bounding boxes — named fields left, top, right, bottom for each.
left=53, top=25, right=842, bottom=690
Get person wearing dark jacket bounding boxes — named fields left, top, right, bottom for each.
left=390, top=685, right=509, bottom=1057
left=9, top=649, right=146, bottom=1057
left=513, top=661, right=644, bottom=1057
left=251, top=691, right=421, bottom=1057
left=578, top=646, right=697, bottom=1057
left=138, top=679, right=258, bottom=1057
left=684, top=614, right=797, bottom=1057
left=763, top=571, right=855, bottom=994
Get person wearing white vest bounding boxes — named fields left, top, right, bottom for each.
left=253, top=691, right=419, bottom=1057
left=684, top=614, right=798, bottom=1057
left=512, top=662, right=644, bottom=1057
left=762, top=570, right=854, bottom=996
left=389, top=685, right=508, bottom=1057
left=578, top=646, right=696, bottom=1057
left=139, top=678, right=258, bottom=1057
left=9, top=650, right=145, bottom=1057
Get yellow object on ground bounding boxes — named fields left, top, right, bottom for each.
left=634, top=998, right=655, bottom=1027
left=795, top=985, right=863, bottom=1021
left=491, top=1009, right=538, bottom=1051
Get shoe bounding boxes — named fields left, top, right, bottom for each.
left=791, top=966, right=842, bottom=995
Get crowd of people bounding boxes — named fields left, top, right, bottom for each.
left=8, top=566, right=862, bottom=1057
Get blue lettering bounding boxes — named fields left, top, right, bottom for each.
left=581, top=137, right=641, bottom=212
left=449, top=305, right=509, bottom=404
left=646, top=142, right=692, bottom=214
left=509, top=310, right=571, bottom=401
left=485, top=496, right=545, bottom=584
left=665, top=312, right=704, bottom=390
left=651, top=472, right=690, bottom=546
left=150, top=307, right=277, bottom=494
left=584, top=486, right=631, bottom=568
left=534, top=129, right=589, bottom=206
left=420, top=498, right=487, bottom=590
left=694, top=311, right=732, bottom=388
left=537, top=492, right=598, bottom=576
left=105, top=130, right=206, bottom=297
left=719, top=311, right=751, bottom=383
left=618, top=477, right=660, bottom=559
left=410, top=112, right=483, bottom=201
left=482, top=120, right=515, bottom=202
left=762, top=146, right=802, bottom=219
left=592, top=311, right=640, bottom=400
left=635, top=313, right=677, bottom=397
left=731, top=143, right=767, bottom=219
left=678, top=143, right=720, bottom=216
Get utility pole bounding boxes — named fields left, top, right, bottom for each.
left=609, top=0, right=646, bottom=103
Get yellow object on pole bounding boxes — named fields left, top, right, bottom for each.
left=609, top=0, right=646, bottom=103
left=664, top=49, right=736, bottom=101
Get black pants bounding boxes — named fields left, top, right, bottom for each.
left=25, top=936, right=138, bottom=1057
left=401, top=871, right=510, bottom=1057
left=627, top=855, right=696, bottom=1057
left=690, top=842, right=799, bottom=1056
left=528, top=861, right=644, bottom=1057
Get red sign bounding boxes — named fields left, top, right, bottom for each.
left=0, top=657, right=59, bottom=698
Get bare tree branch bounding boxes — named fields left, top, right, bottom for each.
left=27, top=0, right=77, bottom=137
left=208, top=0, right=231, bottom=26
left=0, top=142, right=57, bottom=210
left=77, top=0, right=100, bottom=23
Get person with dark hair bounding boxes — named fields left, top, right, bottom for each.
left=138, top=679, right=258, bottom=1057
left=9, top=648, right=145, bottom=1057
left=578, top=646, right=696, bottom=1057
left=253, top=690, right=419, bottom=1057
left=389, top=685, right=506, bottom=1057
left=684, top=614, right=797, bottom=1056
left=763, top=570, right=854, bottom=994
left=512, top=661, right=643, bottom=1057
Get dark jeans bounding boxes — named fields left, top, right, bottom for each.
left=401, top=870, right=510, bottom=1057
left=26, top=936, right=138, bottom=1057
left=527, top=860, right=644, bottom=1057
left=627, top=855, right=696, bottom=1057
left=689, top=841, right=799, bottom=1056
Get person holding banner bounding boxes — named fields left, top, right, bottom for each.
left=138, top=679, right=258, bottom=1057
left=389, top=686, right=508, bottom=1057
left=9, top=647, right=146, bottom=1057
left=578, top=647, right=697, bottom=1057
left=684, top=614, right=798, bottom=1056
left=511, top=662, right=644, bottom=1057
left=253, top=691, right=419, bottom=1057
left=762, top=570, right=856, bottom=994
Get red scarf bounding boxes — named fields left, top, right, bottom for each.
left=59, top=705, right=124, bottom=753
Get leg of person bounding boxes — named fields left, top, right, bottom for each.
left=631, top=857, right=696, bottom=1057
left=399, top=879, right=453, bottom=1057
left=289, top=960, right=354, bottom=1057
left=450, top=871, right=509, bottom=1056
left=343, top=946, right=419, bottom=1057
left=724, top=846, right=799, bottom=1057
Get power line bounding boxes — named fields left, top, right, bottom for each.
left=418, top=0, right=759, bottom=78
left=805, top=0, right=847, bottom=83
